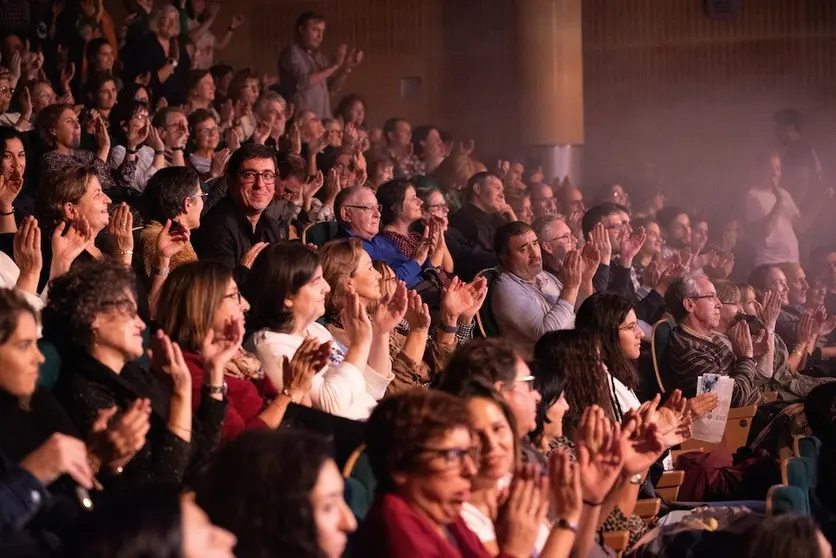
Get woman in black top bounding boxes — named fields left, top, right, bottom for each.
left=45, top=260, right=226, bottom=491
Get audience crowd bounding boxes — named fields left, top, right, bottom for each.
left=0, top=3, right=835, bottom=558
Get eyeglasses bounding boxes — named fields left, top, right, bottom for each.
left=415, top=445, right=480, bottom=468
left=509, top=375, right=535, bottom=393
left=239, top=170, right=277, bottom=184
left=104, top=299, right=139, bottom=318
left=190, top=192, right=209, bottom=201
left=618, top=322, right=641, bottom=332
left=542, top=233, right=574, bottom=244
left=223, top=290, right=243, bottom=304
left=345, top=204, right=382, bottom=214
left=0, top=86, right=15, bottom=95
left=687, top=294, right=719, bottom=301
left=425, top=203, right=449, bottom=213
left=197, top=127, right=220, bottom=136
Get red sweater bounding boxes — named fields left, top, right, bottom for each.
left=355, top=492, right=514, bottom=558
left=183, top=351, right=278, bottom=443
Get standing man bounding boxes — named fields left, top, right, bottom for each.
left=278, top=11, right=363, bottom=118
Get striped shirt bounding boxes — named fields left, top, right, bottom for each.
left=663, top=325, right=761, bottom=407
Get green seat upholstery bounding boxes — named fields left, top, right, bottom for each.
left=303, top=221, right=341, bottom=248
left=344, top=450, right=377, bottom=523
left=474, top=267, right=500, bottom=338
left=37, top=339, right=62, bottom=390
left=768, top=484, right=810, bottom=516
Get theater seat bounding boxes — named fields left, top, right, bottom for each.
left=37, top=339, right=62, bottom=390
left=650, top=318, right=675, bottom=393
left=303, top=221, right=341, bottom=247
left=474, top=267, right=500, bottom=338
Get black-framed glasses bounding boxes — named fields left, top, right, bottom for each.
left=223, top=290, right=243, bottom=304
left=688, top=294, right=719, bottom=301
left=103, top=299, right=139, bottom=318
left=239, top=170, right=277, bottom=184
left=345, top=204, right=381, bottom=213
left=0, top=86, right=15, bottom=95
left=415, top=445, right=480, bottom=468
left=542, top=233, right=574, bottom=244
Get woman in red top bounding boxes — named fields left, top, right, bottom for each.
left=155, top=261, right=330, bottom=443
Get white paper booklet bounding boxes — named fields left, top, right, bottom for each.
left=691, top=373, right=734, bottom=443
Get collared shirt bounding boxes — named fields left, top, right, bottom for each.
left=344, top=227, right=424, bottom=288
left=278, top=42, right=332, bottom=118
left=491, top=268, right=575, bottom=359
left=663, top=325, right=761, bottom=406
left=193, top=195, right=287, bottom=281
left=0, top=450, right=47, bottom=531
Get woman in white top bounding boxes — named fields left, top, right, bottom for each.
left=244, top=242, right=394, bottom=420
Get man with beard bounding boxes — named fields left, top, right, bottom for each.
left=663, top=275, right=760, bottom=405
left=490, top=221, right=582, bottom=359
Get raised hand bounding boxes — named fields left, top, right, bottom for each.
left=341, top=291, right=373, bottom=347
left=558, top=249, right=584, bottom=290
left=106, top=202, right=134, bottom=256
left=240, top=241, right=269, bottom=269
left=589, top=222, right=612, bottom=265
left=334, top=44, right=348, bottom=67
left=496, top=463, right=550, bottom=558
left=549, top=448, right=583, bottom=524
left=346, top=48, right=364, bottom=69
left=0, top=175, right=21, bottom=214
left=201, top=316, right=244, bottom=380
left=460, top=276, right=488, bottom=324
left=18, top=85, right=32, bottom=120
left=302, top=171, right=325, bottom=208
left=251, top=119, right=270, bottom=145
left=620, top=225, right=647, bottom=264
left=20, top=433, right=94, bottom=489
left=210, top=147, right=232, bottom=178
left=373, top=280, right=409, bottom=333
left=230, top=13, right=245, bottom=29
left=151, top=330, right=191, bottom=395
left=324, top=167, right=342, bottom=203
left=93, top=110, right=110, bottom=153
left=51, top=218, right=93, bottom=272
left=574, top=406, right=625, bottom=503
left=759, top=290, right=783, bottom=330
left=686, top=392, right=718, bottom=418
left=404, top=289, right=431, bottom=331
left=619, top=414, right=665, bottom=476
left=146, top=125, right=165, bottom=152
left=728, top=319, right=754, bottom=358
left=411, top=225, right=432, bottom=265
left=289, top=123, right=302, bottom=155
left=126, top=111, right=150, bottom=151
left=441, top=276, right=474, bottom=323
left=89, top=400, right=151, bottom=469
left=282, top=336, right=330, bottom=404
left=13, top=216, right=42, bottom=292
left=580, top=238, right=601, bottom=283
left=797, top=310, right=818, bottom=344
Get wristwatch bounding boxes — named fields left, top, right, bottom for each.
left=628, top=473, right=643, bottom=485
left=207, top=381, right=228, bottom=396
left=167, top=57, right=179, bottom=68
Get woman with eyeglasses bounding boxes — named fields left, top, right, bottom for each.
left=46, top=260, right=226, bottom=491
left=156, top=261, right=330, bottom=444
left=108, top=99, right=167, bottom=193
left=416, top=185, right=455, bottom=281
left=187, top=109, right=227, bottom=182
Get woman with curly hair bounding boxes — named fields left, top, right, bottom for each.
left=46, top=260, right=225, bottom=491
left=195, top=429, right=356, bottom=558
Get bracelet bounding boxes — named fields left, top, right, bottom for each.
left=151, top=264, right=170, bottom=277
left=280, top=387, right=299, bottom=404
left=554, top=518, right=579, bottom=534
left=440, top=323, right=458, bottom=334
left=120, top=250, right=134, bottom=256
left=628, top=473, right=643, bottom=485
left=125, top=147, right=137, bottom=155
left=583, top=498, right=603, bottom=507
left=154, top=149, right=164, bottom=156
left=172, top=146, right=185, bottom=151
left=0, top=207, right=13, bottom=216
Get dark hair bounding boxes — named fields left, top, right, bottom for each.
left=531, top=360, right=566, bottom=445
left=534, top=329, right=613, bottom=433
left=466, top=171, right=501, bottom=202
left=210, top=64, right=233, bottom=81
left=382, top=117, right=407, bottom=142
left=226, top=143, right=276, bottom=183
left=434, top=338, right=519, bottom=392
left=333, top=93, right=366, bottom=124
left=296, top=10, right=326, bottom=31
left=84, top=38, right=111, bottom=71
left=581, top=202, right=622, bottom=238
left=411, top=125, right=438, bottom=159
left=228, top=68, right=259, bottom=103
left=276, top=151, right=308, bottom=182
left=576, top=293, right=639, bottom=393
left=0, top=288, right=36, bottom=345
left=35, top=103, right=73, bottom=150
left=187, top=69, right=212, bottom=96
left=366, top=389, right=471, bottom=493
left=142, top=167, right=200, bottom=223
left=83, top=72, right=116, bottom=109
left=744, top=514, right=821, bottom=558
left=117, top=82, right=150, bottom=107
left=416, top=183, right=443, bottom=205
left=245, top=242, right=320, bottom=333
left=70, top=484, right=185, bottom=558
left=196, top=429, right=332, bottom=558
left=747, top=263, right=780, bottom=294
left=151, top=106, right=184, bottom=129
left=773, top=108, right=804, bottom=133
left=43, top=261, right=138, bottom=352
left=187, top=108, right=217, bottom=136
left=655, top=206, right=689, bottom=232
left=0, top=126, right=25, bottom=172
left=109, top=99, right=150, bottom=147
left=376, top=178, right=414, bottom=226
left=493, top=221, right=533, bottom=259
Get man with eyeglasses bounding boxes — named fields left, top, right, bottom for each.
left=663, top=275, right=760, bottom=406
left=150, top=107, right=189, bottom=168
left=194, top=144, right=287, bottom=284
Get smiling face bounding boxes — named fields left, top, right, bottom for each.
left=231, top=157, right=276, bottom=215
left=311, top=460, right=357, bottom=558
left=468, top=397, right=515, bottom=488
left=347, top=250, right=382, bottom=303
left=299, top=18, right=326, bottom=50
left=91, top=290, right=146, bottom=361
left=641, top=222, right=662, bottom=256
left=193, top=73, right=216, bottom=103
left=2, top=137, right=25, bottom=183
left=93, top=43, right=114, bottom=72
left=691, top=220, right=708, bottom=253
left=618, top=309, right=644, bottom=360
left=765, top=267, right=790, bottom=307
left=211, top=278, right=250, bottom=334
left=32, top=81, right=55, bottom=113
left=474, top=175, right=506, bottom=214
left=53, top=108, right=82, bottom=149
left=783, top=263, right=809, bottom=307
left=399, top=185, right=424, bottom=224
left=286, top=265, right=331, bottom=325
left=194, top=116, right=220, bottom=152
left=65, top=175, right=112, bottom=232
left=0, top=311, right=45, bottom=398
